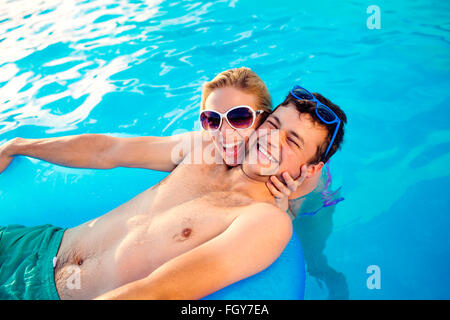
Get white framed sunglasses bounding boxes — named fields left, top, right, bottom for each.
left=199, top=105, right=264, bottom=132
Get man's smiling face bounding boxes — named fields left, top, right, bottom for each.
left=243, top=102, right=328, bottom=181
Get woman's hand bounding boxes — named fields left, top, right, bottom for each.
left=266, top=165, right=308, bottom=211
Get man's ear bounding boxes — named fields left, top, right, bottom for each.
left=306, top=161, right=324, bottom=178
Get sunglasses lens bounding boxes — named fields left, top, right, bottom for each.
left=316, top=105, right=336, bottom=123
left=200, top=111, right=221, bottom=130
left=292, top=87, right=314, bottom=100
left=227, top=107, right=254, bottom=129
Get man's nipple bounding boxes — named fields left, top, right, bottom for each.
left=172, top=227, right=193, bottom=242
left=182, top=228, right=192, bottom=238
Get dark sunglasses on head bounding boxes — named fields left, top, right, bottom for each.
left=199, top=105, right=264, bottom=132
left=290, top=85, right=341, bottom=161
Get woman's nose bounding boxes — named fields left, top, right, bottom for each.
left=219, top=117, right=234, bottom=134
left=219, top=118, right=242, bottom=142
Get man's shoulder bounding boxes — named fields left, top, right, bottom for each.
left=227, top=202, right=293, bottom=253
left=246, top=201, right=288, bottom=216
left=236, top=202, right=293, bottom=230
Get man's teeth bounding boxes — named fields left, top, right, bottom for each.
left=258, top=144, right=276, bottom=162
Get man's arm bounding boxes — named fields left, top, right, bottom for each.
left=0, top=132, right=199, bottom=174
left=95, top=204, right=293, bottom=300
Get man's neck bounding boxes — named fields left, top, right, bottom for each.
left=227, top=165, right=276, bottom=205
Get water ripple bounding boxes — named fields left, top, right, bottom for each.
left=0, top=0, right=164, bottom=134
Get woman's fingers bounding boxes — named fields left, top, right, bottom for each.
left=266, top=180, right=284, bottom=198
left=281, top=165, right=308, bottom=192
left=267, top=165, right=309, bottom=198
left=282, top=172, right=298, bottom=192
left=295, top=165, right=308, bottom=185
left=269, top=176, right=291, bottom=196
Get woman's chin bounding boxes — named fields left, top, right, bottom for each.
left=222, top=155, right=241, bottom=167
left=222, top=151, right=246, bottom=166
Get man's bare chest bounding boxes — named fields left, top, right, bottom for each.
left=148, top=163, right=251, bottom=212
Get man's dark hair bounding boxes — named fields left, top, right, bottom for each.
left=275, top=92, right=347, bottom=164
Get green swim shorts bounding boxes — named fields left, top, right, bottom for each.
left=0, top=224, right=66, bottom=300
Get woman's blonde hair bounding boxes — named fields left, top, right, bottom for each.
left=200, top=67, right=272, bottom=113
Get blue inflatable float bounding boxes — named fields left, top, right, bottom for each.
left=0, top=156, right=306, bottom=300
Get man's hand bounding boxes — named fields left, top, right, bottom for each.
left=0, top=138, right=18, bottom=174
left=266, top=165, right=308, bottom=211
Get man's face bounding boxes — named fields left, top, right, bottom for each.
left=243, top=103, right=328, bottom=180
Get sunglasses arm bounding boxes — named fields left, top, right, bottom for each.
left=323, top=120, right=340, bottom=161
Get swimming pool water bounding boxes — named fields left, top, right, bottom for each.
left=0, top=0, right=449, bottom=299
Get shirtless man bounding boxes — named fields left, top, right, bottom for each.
left=0, top=87, right=346, bottom=300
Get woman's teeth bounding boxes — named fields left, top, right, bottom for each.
left=222, top=141, right=244, bottom=159
left=222, top=141, right=243, bottom=149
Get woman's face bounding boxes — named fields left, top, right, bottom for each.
left=203, top=86, right=264, bottom=166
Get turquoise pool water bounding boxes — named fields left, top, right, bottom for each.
left=0, top=0, right=449, bottom=299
